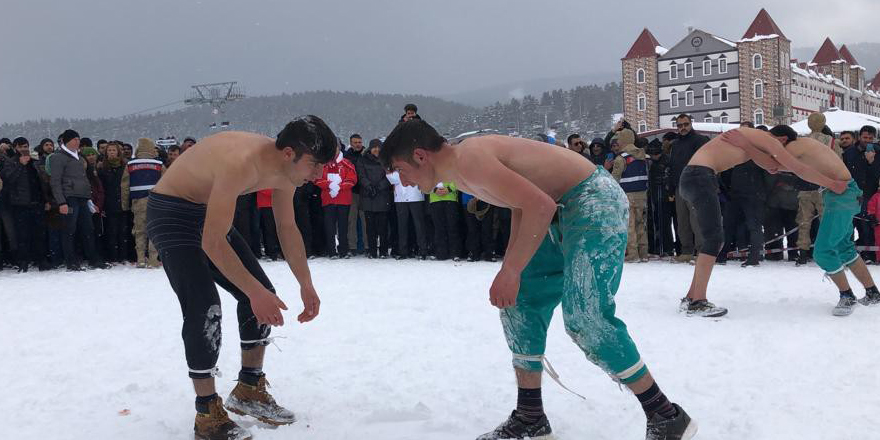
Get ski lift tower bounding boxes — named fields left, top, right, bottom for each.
left=184, top=81, right=245, bottom=129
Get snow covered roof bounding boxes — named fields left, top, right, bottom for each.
left=712, top=35, right=737, bottom=47
left=655, top=46, right=668, bottom=56
left=738, top=34, right=779, bottom=43
left=692, top=122, right=739, bottom=133
left=791, top=109, right=880, bottom=135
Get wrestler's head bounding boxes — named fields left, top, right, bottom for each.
left=380, top=119, right=447, bottom=194
left=276, top=115, right=338, bottom=185
left=769, top=125, right=798, bottom=146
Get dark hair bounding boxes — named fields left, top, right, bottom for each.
left=840, top=130, right=856, bottom=138
left=566, top=134, right=581, bottom=145
left=675, top=114, right=693, bottom=122
left=635, top=137, right=649, bottom=149
left=97, top=139, right=108, bottom=146
left=12, top=137, right=28, bottom=148
left=662, top=132, right=678, bottom=141
left=39, top=138, right=53, bottom=146
left=60, top=129, right=80, bottom=144
left=379, top=119, right=446, bottom=170
left=183, top=137, right=196, bottom=143
left=80, top=137, right=93, bottom=147
left=0, top=138, right=11, bottom=145
left=350, top=134, right=362, bottom=141
left=859, top=125, right=877, bottom=136
left=769, top=125, right=798, bottom=143
left=756, top=125, right=769, bottom=131
left=369, top=138, right=382, bottom=149
left=275, top=115, right=338, bottom=164
left=740, top=121, right=755, bottom=128
left=821, top=125, right=834, bottom=137
left=168, top=146, right=181, bottom=154
left=404, top=103, right=418, bottom=113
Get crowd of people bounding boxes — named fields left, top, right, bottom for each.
left=1, top=104, right=877, bottom=274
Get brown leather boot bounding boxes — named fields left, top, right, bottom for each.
left=225, top=376, right=296, bottom=426
left=194, top=397, right=252, bottom=440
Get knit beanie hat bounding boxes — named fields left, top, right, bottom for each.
left=81, top=146, right=98, bottom=157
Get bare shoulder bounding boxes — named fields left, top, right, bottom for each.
left=787, top=137, right=828, bottom=156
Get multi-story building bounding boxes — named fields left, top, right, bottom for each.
left=622, top=8, right=880, bottom=132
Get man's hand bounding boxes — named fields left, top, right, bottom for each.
left=720, top=129, right=749, bottom=149
left=490, top=267, right=521, bottom=309
left=434, top=187, right=449, bottom=196
left=19, top=155, right=30, bottom=165
left=828, top=179, right=849, bottom=195
left=44, top=203, right=51, bottom=211
left=297, top=285, right=321, bottom=323
left=866, top=150, right=876, bottom=164
left=59, top=204, right=69, bottom=215
left=249, top=288, right=288, bottom=326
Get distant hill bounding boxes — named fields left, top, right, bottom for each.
left=0, top=91, right=476, bottom=144
left=440, top=72, right=618, bottom=108
left=792, top=42, right=880, bottom=76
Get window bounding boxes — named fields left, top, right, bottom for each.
left=719, top=85, right=729, bottom=102
left=719, top=58, right=728, bottom=74
left=637, top=93, right=646, bottom=111
left=703, top=59, right=711, bottom=76
left=704, top=117, right=713, bottom=123
left=638, top=121, right=647, bottom=133
left=669, top=62, right=678, bottom=80
left=685, top=62, right=694, bottom=78
left=753, top=54, right=763, bottom=70
left=754, top=79, right=764, bottom=98
left=704, top=88, right=713, bottom=105
left=670, top=91, right=679, bottom=108
left=754, top=109, right=764, bottom=125
left=636, top=68, right=645, bottom=84
left=720, top=115, right=729, bottom=123
left=685, top=90, right=694, bottom=106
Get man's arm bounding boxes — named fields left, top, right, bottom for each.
left=48, top=155, right=67, bottom=206
left=724, top=129, right=845, bottom=192
left=272, top=188, right=320, bottom=323
left=611, top=155, right=625, bottom=181
left=202, top=179, right=287, bottom=326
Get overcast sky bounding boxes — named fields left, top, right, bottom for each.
left=1, top=0, right=877, bottom=124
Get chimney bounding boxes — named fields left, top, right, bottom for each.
left=687, top=26, right=694, bottom=33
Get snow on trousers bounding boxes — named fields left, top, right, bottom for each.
left=146, top=193, right=275, bottom=379
left=500, top=168, right=647, bottom=384
left=814, top=180, right=862, bottom=275
left=796, top=190, right=823, bottom=251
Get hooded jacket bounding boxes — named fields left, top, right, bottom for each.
left=315, top=151, right=357, bottom=206
left=121, top=138, right=165, bottom=210
left=355, top=152, right=392, bottom=212
left=612, top=142, right=648, bottom=193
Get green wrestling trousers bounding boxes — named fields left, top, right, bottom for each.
left=814, top=180, right=862, bottom=275
left=500, top=168, right=647, bottom=384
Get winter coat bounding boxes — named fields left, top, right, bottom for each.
left=722, top=161, right=767, bottom=200
left=611, top=144, right=648, bottom=191
left=763, top=173, right=800, bottom=211
left=315, top=152, right=357, bottom=206
left=867, top=192, right=880, bottom=220
left=386, top=171, right=424, bottom=203
left=121, top=139, right=165, bottom=210
left=647, top=153, right=672, bottom=198
left=0, top=154, right=48, bottom=207
left=47, top=148, right=92, bottom=205
left=669, top=130, right=710, bottom=192
left=843, top=143, right=880, bottom=199
left=343, top=147, right=364, bottom=194
left=87, top=163, right=105, bottom=213
left=98, top=160, right=125, bottom=214
left=356, top=153, right=391, bottom=212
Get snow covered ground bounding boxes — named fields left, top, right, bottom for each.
left=1, top=258, right=878, bottom=440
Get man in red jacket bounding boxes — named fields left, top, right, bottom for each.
left=315, top=143, right=358, bottom=258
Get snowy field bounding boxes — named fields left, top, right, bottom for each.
left=1, top=258, right=879, bottom=440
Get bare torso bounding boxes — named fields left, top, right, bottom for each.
left=687, top=135, right=750, bottom=173
left=452, top=135, right=596, bottom=206
left=152, top=131, right=293, bottom=203
left=786, top=137, right=851, bottom=181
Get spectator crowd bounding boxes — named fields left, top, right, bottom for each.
left=1, top=104, right=877, bottom=274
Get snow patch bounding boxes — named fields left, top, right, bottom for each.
left=738, top=34, right=779, bottom=43
left=712, top=35, right=737, bottom=47
left=654, top=46, right=668, bottom=56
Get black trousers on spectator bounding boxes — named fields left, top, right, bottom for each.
left=294, top=187, right=314, bottom=256
left=103, top=211, right=128, bottom=263
left=430, top=200, right=462, bottom=260
left=61, top=197, right=101, bottom=268
left=495, top=208, right=512, bottom=256
left=258, top=207, right=281, bottom=259
left=719, top=196, right=764, bottom=262
left=764, top=207, right=799, bottom=261
left=396, top=201, right=428, bottom=257
left=0, top=205, right=17, bottom=265
left=465, top=203, right=495, bottom=259
left=364, top=211, right=389, bottom=258
left=12, top=205, right=46, bottom=269
left=647, top=190, right=675, bottom=256
left=146, top=193, right=274, bottom=380
left=234, top=194, right=261, bottom=257
left=857, top=197, right=876, bottom=262
left=323, top=204, right=350, bottom=257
